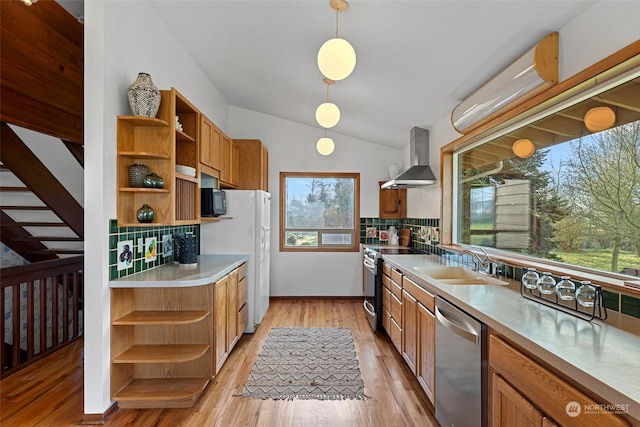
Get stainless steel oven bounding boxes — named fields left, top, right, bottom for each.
left=363, top=246, right=427, bottom=332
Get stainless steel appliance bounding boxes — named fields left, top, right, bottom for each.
left=363, top=246, right=426, bottom=332
left=435, top=296, right=487, bottom=427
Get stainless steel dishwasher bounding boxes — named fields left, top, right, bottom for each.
left=435, top=296, right=487, bottom=427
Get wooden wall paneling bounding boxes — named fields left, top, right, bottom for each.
left=0, top=0, right=83, bottom=144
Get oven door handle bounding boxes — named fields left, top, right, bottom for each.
left=363, top=259, right=376, bottom=271
left=363, top=300, right=376, bottom=317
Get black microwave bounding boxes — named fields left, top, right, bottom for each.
left=201, top=188, right=226, bottom=217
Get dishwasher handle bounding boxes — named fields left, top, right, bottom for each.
left=435, top=305, right=479, bottom=344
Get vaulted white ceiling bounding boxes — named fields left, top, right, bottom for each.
left=63, top=1, right=599, bottom=148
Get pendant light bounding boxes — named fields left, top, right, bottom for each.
left=512, top=139, right=535, bottom=158
left=316, top=78, right=340, bottom=128
left=317, top=129, right=335, bottom=156
left=317, top=0, right=356, bottom=81
left=584, top=106, right=616, bottom=132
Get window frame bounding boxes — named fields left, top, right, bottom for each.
left=440, top=43, right=640, bottom=293
left=279, top=171, right=360, bottom=252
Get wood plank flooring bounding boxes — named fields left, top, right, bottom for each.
left=0, top=298, right=439, bottom=426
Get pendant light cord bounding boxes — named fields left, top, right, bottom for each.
left=335, top=9, right=340, bottom=38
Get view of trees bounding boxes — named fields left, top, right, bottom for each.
left=464, top=121, right=640, bottom=274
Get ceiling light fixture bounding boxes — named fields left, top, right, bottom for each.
left=317, top=129, right=335, bottom=156
left=316, top=78, right=340, bottom=128
left=512, top=139, right=536, bottom=158
left=317, top=0, right=356, bottom=81
left=584, top=106, right=616, bottom=132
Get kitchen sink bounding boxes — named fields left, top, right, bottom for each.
left=413, top=266, right=508, bottom=286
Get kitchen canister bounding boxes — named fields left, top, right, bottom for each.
left=174, top=233, right=197, bottom=267
left=127, top=72, right=161, bottom=117
left=128, top=163, right=149, bottom=187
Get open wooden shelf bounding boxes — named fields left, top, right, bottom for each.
left=116, top=116, right=169, bottom=127
left=113, top=378, right=209, bottom=409
left=175, top=173, right=198, bottom=184
left=118, top=151, right=171, bottom=160
left=176, top=130, right=196, bottom=143
left=113, top=310, right=210, bottom=325
left=118, top=187, right=170, bottom=193
left=113, top=344, right=209, bottom=364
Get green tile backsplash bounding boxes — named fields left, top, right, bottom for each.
left=360, top=217, right=640, bottom=319
left=108, top=219, right=197, bottom=280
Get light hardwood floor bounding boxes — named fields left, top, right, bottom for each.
left=1, top=298, right=438, bottom=427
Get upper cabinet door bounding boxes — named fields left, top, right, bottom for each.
left=379, top=182, right=406, bottom=219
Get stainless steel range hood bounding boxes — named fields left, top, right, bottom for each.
left=381, top=127, right=437, bottom=189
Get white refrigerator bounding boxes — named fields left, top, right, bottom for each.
left=201, top=190, right=270, bottom=333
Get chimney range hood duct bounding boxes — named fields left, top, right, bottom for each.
left=381, top=127, right=437, bottom=189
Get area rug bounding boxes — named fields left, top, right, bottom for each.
left=239, top=327, right=368, bottom=400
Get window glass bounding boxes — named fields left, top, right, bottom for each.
left=281, top=172, right=359, bottom=251
left=455, top=74, right=640, bottom=277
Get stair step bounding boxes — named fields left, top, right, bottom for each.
left=0, top=222, right=68, bottom=227
left=11, top=236, right=82, bottom=242
left=0, top=205, right=50, bottom=210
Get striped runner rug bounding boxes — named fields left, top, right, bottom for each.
left=239, top=327, right=367, bottom=400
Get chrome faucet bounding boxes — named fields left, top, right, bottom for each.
left=459, top=247, right=500, bottom=277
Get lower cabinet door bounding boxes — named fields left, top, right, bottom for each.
left=417, top=302, right=435, bottom=405
left=492, top=373, right=543, bottom=427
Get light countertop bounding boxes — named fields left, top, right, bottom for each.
left=380, top=253, right=640, bottom=420
left=109, top=255, right=249, bottom=288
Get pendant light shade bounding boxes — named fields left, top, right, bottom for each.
left=584, top=106, right=616, bottom=132
left=316, top=102, right=341, bottom=128
left=317, top=38, right=356, bottom=81
left=512, top=139, right=535, bottom=158
left=317, top=137, right=335, bottom=155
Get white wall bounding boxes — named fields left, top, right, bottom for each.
left=227, top=106, right=403, bottom=296
left=405, top=0, right=640, bottom=219
left=83, top=0, right=230, bottom=415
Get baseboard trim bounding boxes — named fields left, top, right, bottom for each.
left=269, top=296, right=362, bottom=301
left=80, top=402, right=118, bottom=425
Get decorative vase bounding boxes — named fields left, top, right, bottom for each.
left=136, top=204, right=154, bottom=223
left=127, top=73, right=161, bottom=117
left=128, top=163, right=149, bottom=187
left=143, top=172, right=165, bottom=189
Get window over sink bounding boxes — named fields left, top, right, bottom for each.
left=451, top=63, right=640, bottom=278
left=279, top=172, right=360, bottom=252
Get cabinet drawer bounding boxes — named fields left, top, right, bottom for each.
left=382, top=307, right=391, bottom=334
left=382, top=273, right=392, bottom=290
left=382, top=285, right=392, bottom=312
left=390, top=292, right=402, bottom=324
left=238, top=276, right=248, bottom=309
left=238, top=303, right=248, bottom=334
left=390, top=317, right=402, bottom=353
left=391, top=280, right=403, bottom=300
left=402, top=276, right=435, bottom=312
left=382, top=262, right=392, bottom=277
left=237, top=262, right=248, bottom=280
left=391, top=268, right=403, bottom=287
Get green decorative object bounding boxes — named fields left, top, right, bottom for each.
left=143, top=172, right=164, bottom=189
left=136, top=204, right=154, bottom=223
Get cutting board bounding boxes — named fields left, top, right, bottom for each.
left=399, top=229, right=411, bottom=247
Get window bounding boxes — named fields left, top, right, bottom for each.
left=452, top=70, right=640, bottom=278
left=280, top=172, right=360, bottom=252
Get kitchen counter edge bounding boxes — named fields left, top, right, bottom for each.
left=109, top=255, right=249, bottom=288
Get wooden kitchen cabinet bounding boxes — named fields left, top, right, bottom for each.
left=213, top=264, right=247, bottom=374
left=489, top=334, right=628, bottom=427
left=219, top=133, right=238, bottom=188
left=198, top=114, right=221, bottom=172
left=379, top=181, right=406, bottom=219
left=402, top=275, right=435, bottom=405
left=116, top=88, right=199, bottom=226
left=110, top=262, right=247, bottom=408
left=234, top=139, right=269, bottom=191
left=110, top=285, right=213, bottom=408
left=382, top=264, right=403, bottom=353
